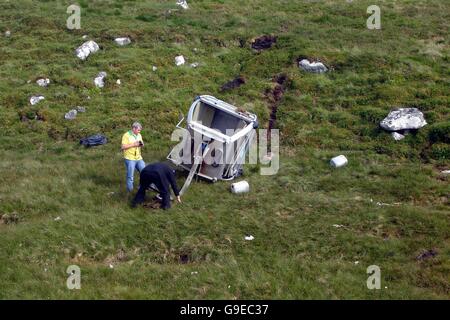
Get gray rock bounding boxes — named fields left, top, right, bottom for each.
left=299, top=59, right=328, bottom=73
left=114, top=37, right=131, bottom=46
left=30, top=95, right=45, bottom=105
left=36, top=78, right=50, bottom=87
left=65, top=109, right=77, bottom=120
left=94, top=71, right=107, bottom=88
left=391, top=132, right=405, bottom=141
left=75, top=40, right=100, bottom=60
left=380, top=108, right=427, bottom=131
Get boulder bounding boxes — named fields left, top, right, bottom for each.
left=94, top=71, right=107, bottom=88
left=299, top=59, right=328, bottom=73
left=380, top=108, right=427, bottom=131
left=114, top=37, right=131, bottom=46
left=75, top=40, right=100, bottom=60
left=30, top=95, right=45, bottom=105
left=36, top=78, right=50, bottom=87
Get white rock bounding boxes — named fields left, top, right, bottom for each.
left=5, top=30, right=11, bottom=37
left=175, top=55, right=185, bottom=66
left=54, top=216, right=61, bottom=221
left=441, top=170, right=450, bottom=175
left=176, top=0, right=189, bottom=10
left=152, top=66, right=158, bottom=71
left=330, top=155, right=348, bottom=168
left=244, top=235, right=254, bottom=241
left=391, top=132, right=405, bottom=141
left=299, top=59, right=328, bottom=73
left=75, top=40, right=100, bottom=60
left=65, top=109, right=77, bottom=120
left=380, top=108, right=427, bottom=131
left=36, top=78, right=50, bottom=87
left=114, top=37, right=131, bottom=46
left=30, top=95, right=45, bottom=105
left=116, top=79, right=121, bottom=85
left=94, top=71, right=107, bottom=88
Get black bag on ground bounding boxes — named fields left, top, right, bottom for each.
left=80, top=134, right=107, bottom=147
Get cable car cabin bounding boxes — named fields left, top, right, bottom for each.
left=167, top=95, right=258, bottom=193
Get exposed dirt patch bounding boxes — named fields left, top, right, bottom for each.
left=251, top=35, right=277, bottom=51
left=220, top=76, right=246, bottom=92
left=265, top=73, right=288, bottom=134
left=0, top=213, right=20, bottom=225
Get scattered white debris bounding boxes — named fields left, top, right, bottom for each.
left=82, top=35, right=88, bottom=39
left=191, top=271, right=198, bottom=275
left=114, top=37, right=131, bottom=46
left=5, top=30, right=11, bottom=37
left=64, top=109, right=77, bottom=120
left=107, top=192, right=115, bottom=196
left=227, top=285, right=231, bottom=289
left=391, top=132, right=405, bottom=141
left=244, top=235, right=254, bottom=241
left=299, top=59, right=328, bottom=73
left=231, top=181, right=250, bottom=194
left=36, top=78, right=50, bottom=87
left=332, top=224, right=344, bottom=228
left=380, top=108, right=427, bottom=131
left=75, top=40, right=100, bottom=60
left=44, top=268, right=48, bottom=272
left=376, top=201, right=401, bottom=207
left=109, top=264, right=114, bottom=269
left=175, top=55, right=185, bottom=66
left=193, top=48, right=198, bottom=52
left=30, top=95, right=45, bottom=105
left=152, top=65, right=158, bottom=71
left=54, top=216, right=61, bottom=221
left=27, top=80, right=31, bottom=84
left=441, top=170, right=450, bottom=175
left=94, top=71, right=107, bottom=88
left=330, top=155, right=348, bottom=168
left=76, top=106, right=86, bottom=113
left=190, top=62, right=199, bottom=68
left=176, top=0, right=189, bottom=10
left=354, top=261, right=359, bottom=265
left=116, top=79, right=121, bottom=85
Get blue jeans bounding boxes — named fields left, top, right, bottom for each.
left=124, top=159, right=146, bottom=192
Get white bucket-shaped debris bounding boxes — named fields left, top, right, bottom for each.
left=94, top=71, right=107, bottom=88
left=176, top=0, right=189, bottom=10
left=30, top=95, right=45, bottom=105
left=114, top=37, right=131, bottom=46
left=175, top=55, right=185, bottom=66
left=36, top=78, right=50, bottom=87
left=330, top=155, right=348, bottom=168
left=231, top=181, right=250, bottom=194
left=75, top=40, right=100, bottom=60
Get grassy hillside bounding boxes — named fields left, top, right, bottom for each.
left=0, top=0, right=448, bottom=299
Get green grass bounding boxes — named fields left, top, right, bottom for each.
left=0, top=0, right=449, bottom=299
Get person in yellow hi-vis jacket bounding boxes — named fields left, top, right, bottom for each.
left=121, top=122, right=145, bottom=192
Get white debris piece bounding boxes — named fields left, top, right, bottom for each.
left=65, top=109, right=77, bottom=120
left=5, top=30, right=11, bottom=37
left=75, top=40, right=100, bottom=60
left=299, top=59, right=328, bottom=73
left=191, top=271, right=198, bottom=275
left=391, top=132, right=405, bottom=141
left=380, top=108, right=427, bottom=131
left=76, top=106, right=86, bottom=113
left=190, top=62, right=199, bottom=68
left=231, top=181, right=250, bottom=194
left=36, top=78, right=50, bottom=87
left=114, top=37, right=131, bottom=46
left=82, top=35, right=88, bottom=39
left=354, top=261, right=359, bottom=265
left=54, top=216, right=61, bottom=221
left=441, top=170, right=450, bottom=175
left=94, top=71, right=107, bottom=88
left=176, top=0, right=189, bottom=10
left=244, top=235, right=254, bottom=241
left=116, top=79, right=121, bottom=85
left=332, top=224, right=344, bottom=228
left=330, top=155, right=348, bottom=168
left=109, top=264, right=114, bottom=269
left=152, top=66, right=158, bottom=71
left=30, top=95, right=45, bottom=105
left=175, top=55, right=185, bottom=66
